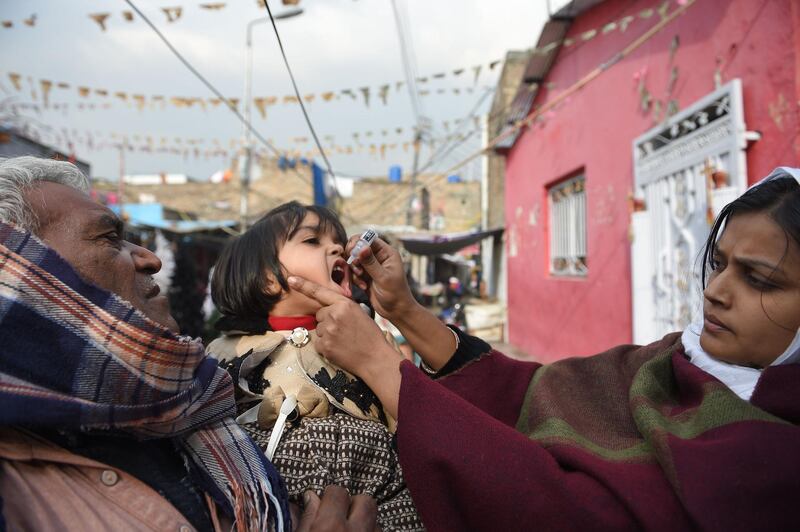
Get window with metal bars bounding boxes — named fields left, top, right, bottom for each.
left=548, top=175, right=587, bottom=276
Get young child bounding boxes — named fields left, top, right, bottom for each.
left=207, top=201, right=423, bottom=531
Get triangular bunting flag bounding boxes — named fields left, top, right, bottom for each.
left=254, top=97, right=268, bottom=118
left=8, top=73, right=21, bottom=91
left=162, top=7, right=183, bottom=23
left=132, top=94, right=146, bottom=110
left=40, top=80, right=52, bottom=107
left=379, top=84, right=390, bottom=105
left=89, top=13, right=111, bottom=31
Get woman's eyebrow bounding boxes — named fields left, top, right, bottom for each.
left=735, top=256, right=785, bottom=276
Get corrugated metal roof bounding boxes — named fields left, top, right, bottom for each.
left=495, top=0, right=607, bottom=150
left=110, top=203, right=236, bottom=234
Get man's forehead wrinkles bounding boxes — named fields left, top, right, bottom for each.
left=86, top=207, right=121, bottom=228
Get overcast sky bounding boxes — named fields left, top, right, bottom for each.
left=0, top=0, right=548, bottom=181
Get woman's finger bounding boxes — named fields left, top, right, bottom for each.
left=289, top=276, right=349, bottom=306
left=348, top=494, right=378, bottom=531
left=314, top=486, right=351, bottom=525
left=295, top=491, right=321, bottom=532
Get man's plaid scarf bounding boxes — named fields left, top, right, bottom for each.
left=0, top=223, right=289, bottom=531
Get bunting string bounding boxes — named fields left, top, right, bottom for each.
left=75, top=0, right=674, bottom=59
left=4, top=69, right=495, bottom=112
left=15, top=126, right=480, bottom=164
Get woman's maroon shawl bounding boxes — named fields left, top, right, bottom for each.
left=396, top=333, right=800, bottom=531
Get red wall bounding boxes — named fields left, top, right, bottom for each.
left=504, top=0, right=800, bottom=362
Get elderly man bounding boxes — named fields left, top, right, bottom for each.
left=0, top=156, right=376, bottom=531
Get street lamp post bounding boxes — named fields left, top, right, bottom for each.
left=240, top=7, right=303, bottom=231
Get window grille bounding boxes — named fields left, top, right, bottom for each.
left=548, top=175, right=587, bottom=276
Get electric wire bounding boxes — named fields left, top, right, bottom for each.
left=123, top=0, right=282, bottom=161
left=261, top=0, right=341, bottom=201
left=352, top=86, right=499, bottom=224
left=122, top=0, right=321, bottom=203
left=123, top=0, right=361, bottom=226
left=389, top=0, right=422, bottom=125
left=414, top=0, right=699, bottom=193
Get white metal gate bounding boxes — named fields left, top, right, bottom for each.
left=631, top=80, right=749, bottom=344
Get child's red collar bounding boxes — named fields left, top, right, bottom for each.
left=267, top=315, right=317, bottom=331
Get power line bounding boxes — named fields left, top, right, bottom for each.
left=123, top=0, right=282, bottom=162
left=261, top=0, right=341, bottom=201
left=416, top=0, right=699, bottom=193
left=351, top=86, right=496, bottom=225
left=122, top=0, right=320, bottom=202
left=389, top=0, right=422, bottom=125
left=416, top=87, right=494, bottom=174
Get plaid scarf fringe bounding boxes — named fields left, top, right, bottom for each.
left=0, top=223, right=289, bottom=530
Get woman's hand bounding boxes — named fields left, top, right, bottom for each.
left=346, top=236, right=459, bottom=371
left=293, top=486, right=379, bottom=532
left=288, top=275, right=403, bottom=417
left=347, top=236, right=418, bottom=321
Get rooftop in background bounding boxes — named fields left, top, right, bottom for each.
left=123, top=173, right=196, bottom=186
left=496, top=0, right=606, bottom=149
left=109, top=203, right=235, bottom=234
left=0, top=127, right=91, bottom=177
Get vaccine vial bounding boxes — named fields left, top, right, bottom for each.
left=347, top=229, right=377, bottom=264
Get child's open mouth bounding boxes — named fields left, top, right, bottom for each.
left=331, top=258, right=352, bottom=298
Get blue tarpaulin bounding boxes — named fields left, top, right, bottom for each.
left=109, top=204, right=236, bottom=234
left=312, top=162, right=327, bottom=207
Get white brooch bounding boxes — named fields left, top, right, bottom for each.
left=288, top=327, right=310, bottom=348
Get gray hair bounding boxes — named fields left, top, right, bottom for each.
left=0, top=156, right=91, bottom=233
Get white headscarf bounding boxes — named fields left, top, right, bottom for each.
left=682, top=167, right=800, bottom=400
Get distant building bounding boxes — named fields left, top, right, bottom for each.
left=0, top=127, right=91, bottom=177
left=483, top=49, right=531, bottom=309
left=498, top=0, right=800, bottom=362
left=123, top=173, right=192, bottom=186
left=96, top=157, right=481, bottom=234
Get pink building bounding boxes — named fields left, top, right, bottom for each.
left=500, top=0, right=800, bottom=362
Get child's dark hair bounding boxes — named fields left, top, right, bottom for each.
left=212, top=201, right=347, bottom=321
left=701, top=172, right=800, bottom=288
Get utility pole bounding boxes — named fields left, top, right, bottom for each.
left=406, top=128, right=422, bottom=227
left=240, top=18, right=264, bottom=233
left=118, top=138, right=126, bottom=220
left=240, top=9, right=303, bottom=233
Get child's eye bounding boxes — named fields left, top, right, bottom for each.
left=710, top=255, right=725, bottom=271
left=303, top=238, right=320, bottom=245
